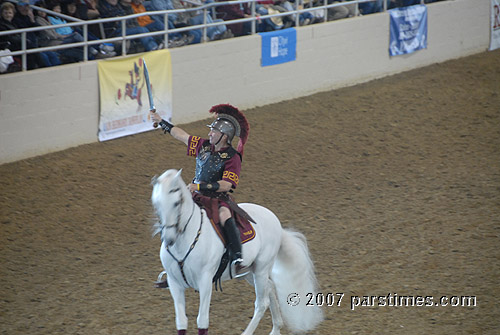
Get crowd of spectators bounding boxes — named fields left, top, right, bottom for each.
left=1, top=0, right=446, bottom=73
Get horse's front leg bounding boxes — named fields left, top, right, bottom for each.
left=196, top=273, right=214, bottom=334
left=169, top=281, right=188, bottom=334
left=161, top=246, right=188, bottom=333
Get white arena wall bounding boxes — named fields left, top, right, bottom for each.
left=0, top=0, right=491, bottom=164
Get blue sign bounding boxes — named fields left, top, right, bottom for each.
left=389, top=5, right=428, bottom=56
left=260, top=28, right=296, bottom=67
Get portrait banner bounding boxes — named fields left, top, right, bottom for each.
left=490, top=0, right=500, bottom=50
left=97, top=50, right=172, bottom=141
left=389, top=5, right=428, bottom=56
left=260, top=28, right=296, bottom=67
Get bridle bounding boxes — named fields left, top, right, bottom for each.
left=163, top=192, right=203, bottom=288
left=160, top=190, right=195, bottom=235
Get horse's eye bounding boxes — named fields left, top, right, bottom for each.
left=173, top=201, right=181, bottom=207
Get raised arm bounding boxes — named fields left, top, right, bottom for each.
left=150, top=112, right=190, bottom=145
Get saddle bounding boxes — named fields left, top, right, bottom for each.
left=192, top=192, right=256, bottom=246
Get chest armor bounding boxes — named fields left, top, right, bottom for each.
left=194, top=144, right=237, bottom=184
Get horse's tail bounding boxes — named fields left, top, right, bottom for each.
left=271, top=228, right=324, bottom=333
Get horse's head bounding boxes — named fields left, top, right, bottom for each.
left=151, top=169, right=191, bottom=246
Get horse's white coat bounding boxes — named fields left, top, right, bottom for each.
left=152, top=169, right=323, bottom=334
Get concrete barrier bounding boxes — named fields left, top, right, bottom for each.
left=0, top=0, right=490, bottom=164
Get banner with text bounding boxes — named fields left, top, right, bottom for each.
left=97, top=50, right=172, bottom=141
left=389, top=5, right=428, bottom=56
left=490, top=0, right=500, bottom=50
left=260, top=28, right=296, bottom=67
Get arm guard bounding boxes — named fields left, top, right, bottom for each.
left=159, top=119, right=174, bottom=134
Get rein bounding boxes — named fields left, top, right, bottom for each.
left=165, top=203, right=203, bottom=288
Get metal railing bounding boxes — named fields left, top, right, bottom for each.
left=0, top=0, right=431, bottom=72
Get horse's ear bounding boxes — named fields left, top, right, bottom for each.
left=171, top=169, right=184, bottom=186
left=151, top=175, right=158, bottom=186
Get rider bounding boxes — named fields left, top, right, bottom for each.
left=151, top=104, right=250, bottom=276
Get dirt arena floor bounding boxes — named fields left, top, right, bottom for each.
left=1, top=49, right=499, bottom=335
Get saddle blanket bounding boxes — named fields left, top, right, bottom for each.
left=210, top=217, right=256, bottom=245
left=192, top=193, right=256, bottom=245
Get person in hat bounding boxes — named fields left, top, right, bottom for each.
left=150, top=104, right=250, bottom=277
left=0, top=0, right=61, bottom=69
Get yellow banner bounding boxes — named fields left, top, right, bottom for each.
left=97, top=50, right=172, bottom=141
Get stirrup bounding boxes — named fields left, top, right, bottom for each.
left=154, top=270, right=169, bottom=289
left=232, top=259, right=250, bottom=278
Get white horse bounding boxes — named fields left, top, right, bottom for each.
left=151, top=169, right=323, bottom=335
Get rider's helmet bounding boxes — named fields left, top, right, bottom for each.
left=208, top=115, right=240, bottom=145
left=207, top=104, right=250, bottom=155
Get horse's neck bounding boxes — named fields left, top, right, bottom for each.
left=170, top=199, right=202, bottom=255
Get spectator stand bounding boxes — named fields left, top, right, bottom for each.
left=1, top=0, right=439, bottom=72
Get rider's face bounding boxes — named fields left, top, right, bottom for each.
left=209, top=128, right=224, bottom=145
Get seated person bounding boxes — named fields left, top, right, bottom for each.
left=149, top=0, right=200, bottom=45
left=0, top=2, right=23, bottom=52
left=359, top=0, right=384, bottom=15
left=278, top=0, right=314, bottom=26
left=252, top=0, right=300, bottom=32
left=0, top=1, right=23, bottom=70
left=325, top=0, right=350, bottom=21
left=215, top=0, right=252, bottom=37
left=130, top=0, right=185, bottom=48
left=255, top=0, right=285, bottom=32
left=34, top=0, right=113, bottom=62
left=63, top=0, right=101, bottom=20
left=61, top=0, right=108, bottom=45
left=98, top=0, right=160, bottom=52
left=1, top=0, right=60, bottom=69
left=151, top=0, right=229, bottom=43
left=188, top=0, right=232, bottom=41
left=46, top=0, right=116, bottom=57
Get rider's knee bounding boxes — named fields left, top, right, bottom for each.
left=219, top=206, right=231, bottom=225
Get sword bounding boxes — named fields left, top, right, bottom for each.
left=142, top=58, right=158, bottom=128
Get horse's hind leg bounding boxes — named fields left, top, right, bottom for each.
left=242, top=271, right=271, bottom=335
left=268, top=279, right=283, bottom=335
